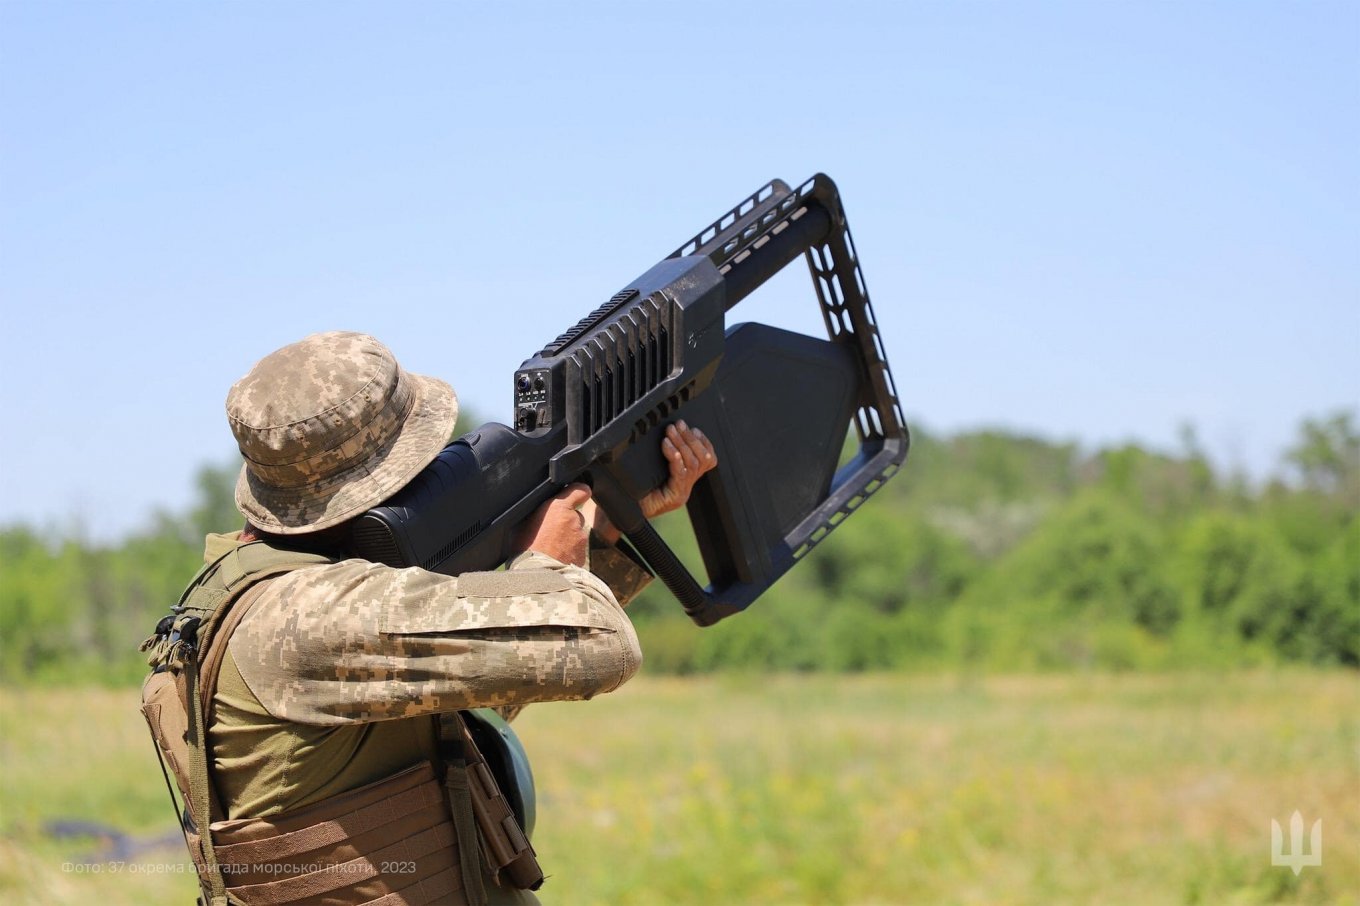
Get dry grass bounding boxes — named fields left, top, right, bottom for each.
left=2, top=672, right=1356, bottom=905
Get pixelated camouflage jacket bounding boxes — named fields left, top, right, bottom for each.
left=206, top=533, right=651, bottom=819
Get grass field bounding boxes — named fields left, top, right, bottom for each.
left=0, top=672, right=1356, bottom=905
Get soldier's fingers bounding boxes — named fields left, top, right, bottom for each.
left=672, top=422, right=706, bottom=472
left=679, top=425, right=710, bottom=462
left=664, top=428, right=693, bottom=475
left=556, top=483, right=593, bottom=509
left=693, top=429, right=717, bottom=471
left=674, top=436, right=700, bottom=474
left=696, top=428, right=715, bottom=457
left=661, top=440, right=689, bottom=485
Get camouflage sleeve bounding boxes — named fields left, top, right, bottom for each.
left=493, top=542, right=650, bottom=724
left=589, top=535, right=653, bottom=609
left=228, top=553, right=642, bottom=727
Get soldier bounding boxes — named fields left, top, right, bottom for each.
left=141, top=331, right=716, bottom=905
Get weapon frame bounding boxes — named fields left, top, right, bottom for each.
left=351, top=174, right=908, bottom=626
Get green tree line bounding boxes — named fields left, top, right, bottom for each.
left=1, top=413, right=1355, bottom=684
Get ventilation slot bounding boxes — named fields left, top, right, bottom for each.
left=574, top=298, right=673, bottom=438
left=425, top=520, right=483, bottom=570
left=350, top=518, right=405, bottom=568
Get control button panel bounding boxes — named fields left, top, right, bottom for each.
left=514, top=369, right=552, bottom=433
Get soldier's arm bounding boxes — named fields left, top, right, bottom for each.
left=489, top=535, right=652, bottom=726
left=228, top=422, right=715, bottom=727
left=228, top=553, right=641, bottom=726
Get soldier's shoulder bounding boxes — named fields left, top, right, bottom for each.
left=239, top=558, right=411, bottom=634
left=254, top=557, right=387, bottom=601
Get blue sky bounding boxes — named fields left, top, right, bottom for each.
left=1, top=1, right=1356, bottom=539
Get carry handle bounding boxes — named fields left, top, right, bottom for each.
left=587, top=473, right=708, bottom=619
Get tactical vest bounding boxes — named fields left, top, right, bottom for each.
left=140, top=540, right=542, bottom=906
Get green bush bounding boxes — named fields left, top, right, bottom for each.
left=1, top=413, right=1355, bottom=684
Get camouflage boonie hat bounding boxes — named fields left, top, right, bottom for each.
left=226, top=331, right=457, bottom=534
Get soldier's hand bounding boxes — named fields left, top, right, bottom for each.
left=640, top=420, right=718, bottom=519
left=514, top=483, right=592, bottom=567
left=577, top=421, right=719, bottom=548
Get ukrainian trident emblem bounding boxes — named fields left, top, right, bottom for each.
left=1271, top=811, right=1322, bottom=875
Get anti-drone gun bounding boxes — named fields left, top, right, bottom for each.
left=349, top=174, right=908, bottom=626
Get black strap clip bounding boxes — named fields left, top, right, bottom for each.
left=172, top=616, right=203, bottom=658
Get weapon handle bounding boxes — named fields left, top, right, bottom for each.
left=588, top=471, right=717, bottom=623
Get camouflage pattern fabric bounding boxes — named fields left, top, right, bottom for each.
left=226, top=331, right=458, bottom=535
left=588, top=538, right=654, bottom=609
left=228, top=548, right=645, bottom=727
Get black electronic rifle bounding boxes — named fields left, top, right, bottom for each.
left=349, top=174, right=908, bottom=626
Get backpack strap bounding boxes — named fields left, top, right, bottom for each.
left=195, top=544, right=333, bottom=719
left=141, top=540, right=336, bottom=906
left=180, top=645, right=229, bottom=905
left=196, top=579, right=273, bottom=723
